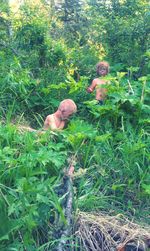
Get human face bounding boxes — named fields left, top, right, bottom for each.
left=59, top=107, right=73, bottom=120
left=98, top=67, right=108, bottom=77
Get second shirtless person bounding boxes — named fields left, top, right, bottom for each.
left=87, top=61, right=110, bottom=105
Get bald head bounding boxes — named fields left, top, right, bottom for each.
left=58, top=99, right=77, bottom=120
left=59, top=99, right=77, bottom=114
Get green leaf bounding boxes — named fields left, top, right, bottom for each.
left=95, top=133, right=112, bottom=142
left=142, top=184, right=150, bottom=195
left=112, top=184, right=126, bottom=191
left=36, top=194, right=50, bottom=204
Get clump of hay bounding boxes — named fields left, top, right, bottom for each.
left=74, top=211, right=150, bottom=251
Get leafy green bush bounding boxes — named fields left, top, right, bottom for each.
left=0, top=1, right=150, bottom=249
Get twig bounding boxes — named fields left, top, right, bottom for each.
left=141, top=80, right=146, bottom=103
left=127, top=80, right=134, bottom=95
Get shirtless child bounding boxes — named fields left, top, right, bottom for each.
left=18, top=99, right=77, bottom=132
left=44, top=99, right=77, bottom=130
left=87, top=61, right=110, bottom=105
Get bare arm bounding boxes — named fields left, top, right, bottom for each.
left=87, top=79, right=97, bottom=93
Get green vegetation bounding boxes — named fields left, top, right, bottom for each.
left=0, top=0, right=149, bottom=250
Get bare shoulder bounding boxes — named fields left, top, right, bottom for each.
left=93, top=78, right=104, bottom=84
left=92, top=78, right=100, bottom=85
left=44, top=114, right=53, bottom=127
left=92, top=78, right=99, bottom=82
left=45, top=114, right=53, bottom=120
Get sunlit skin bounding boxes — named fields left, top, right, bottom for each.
left=17, top=99, right=77, bottom=133
left=43, top=99, right=77, bottom=130
left=87, top=61, right=110, bottom=101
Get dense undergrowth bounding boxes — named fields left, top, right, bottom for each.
left=0, top=0, right=150, bottom=250
left=0, top=75, right=149, bottom=250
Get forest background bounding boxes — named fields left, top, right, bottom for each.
left=0, top=0, right=150, bottom=250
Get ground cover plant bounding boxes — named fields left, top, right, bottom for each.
left=0, top=0, right=150, bottom=250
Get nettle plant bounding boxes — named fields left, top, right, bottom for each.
left=84, top=72, right=150, bottom=129
left=73, top=72, right=150, bottom=211
left=0, top=124, right=70, bottom=249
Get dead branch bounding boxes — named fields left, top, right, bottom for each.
left=56, top=161, right=75, bottom=251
